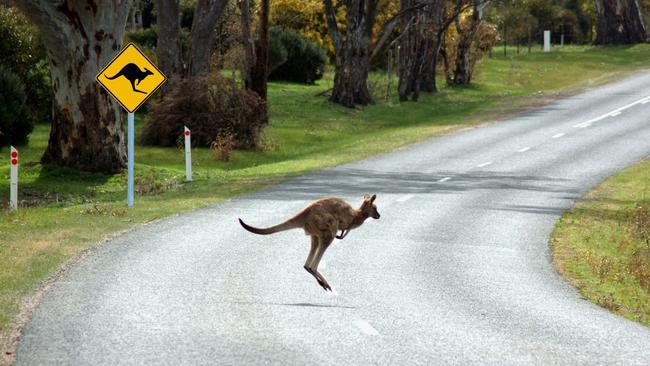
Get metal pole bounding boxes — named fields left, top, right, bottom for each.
left=128, top=112, right=134, bottom=207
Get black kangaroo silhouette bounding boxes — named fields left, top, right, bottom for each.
left=104, top=63, right=154, bottom=94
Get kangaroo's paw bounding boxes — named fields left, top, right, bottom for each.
left=317, top=281, right=330, bottom=291
left=317, top=278, right=332, bottom=292
left=303, top=265, right=314, bottom=275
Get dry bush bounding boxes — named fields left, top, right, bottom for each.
left=632, top=205, right=650, bottom=246
left=211, top=131, right=235, bottom=161
left=629, top=249, right=650, bottom=291
left=141, top=73, right=268, bottom=149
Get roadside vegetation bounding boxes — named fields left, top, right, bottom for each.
left=551, top=157, right=650, bottom=327
left=2, top=45, right=650, bottom=346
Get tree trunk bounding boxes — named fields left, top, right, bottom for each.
left=240, top=0, right=255, bottom=90
left=15, top=0, right=132, bottom=173
left=188, top=0, right=229, bottom=76
left=251, top=0, right=269, bottom=100
left=330, top=28, right=373, bottom=107
left=594, top=0, right=647, bottom=44
left=127, top=0, right=143, bottom=30
left=155, top=0, right=181, bottom=92
left=452, top=0, right=488, bottom=85
left=324, top=0, right=378, bottom=107
left=398, top=0, right=448, bottom=101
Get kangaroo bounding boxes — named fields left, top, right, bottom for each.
left=239, top=194, right=380, bottom=292
left=104, top=63, right=153, bottom=94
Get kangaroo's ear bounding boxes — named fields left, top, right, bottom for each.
left=370, top=194, right=376, bottom=203
left=363, top=193, right=371, bottom=201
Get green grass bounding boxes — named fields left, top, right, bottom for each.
left=551, top=157, right=650, bottom=327
left=1, top=44, right=650, bottom=350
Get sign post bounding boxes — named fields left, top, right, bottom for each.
left=96, top=43, right=166, bottom=207
left=184, top=126, right=192, bottom=182
left=128, top=113, right=135, bottom=207
left=544, top=30, right=551, bottom=52
left=10, top=146, right=18, bottom=210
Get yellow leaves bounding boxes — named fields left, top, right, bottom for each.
left=270, top=0, right=335, bottom=56
left=270, top=0, right=400, bottom=57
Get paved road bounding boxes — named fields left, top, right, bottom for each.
left=17, top=73, right=650, bottom=365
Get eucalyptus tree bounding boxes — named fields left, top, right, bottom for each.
left=323, top=0, right=380, bottom=107
left=14, top=0, right=133, bottom=173
left=594, top=0, right=647, bottom=44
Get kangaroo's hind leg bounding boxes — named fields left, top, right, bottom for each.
left=304, top=236, right=318, bottom=275
left=304, top=235, right=329, bottom=290
left=309, top=232, right=335, bottom=291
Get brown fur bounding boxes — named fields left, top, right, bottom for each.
left=239, top=194, right=380, bottom=291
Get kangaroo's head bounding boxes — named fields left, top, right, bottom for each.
left=361, top=193, right=380, bottom=219
left=144, top=67, right=153, bottom=76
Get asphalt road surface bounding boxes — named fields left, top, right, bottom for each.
left=17, top=73, right=650, bottom=365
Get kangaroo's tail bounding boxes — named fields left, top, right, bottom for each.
left=104, top=71, right=122, bottom=80
left=238, top=218, right=300, bottom=235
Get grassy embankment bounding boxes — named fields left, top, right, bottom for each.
left=1, top=45, right=650, bottom=350
left=551, top=158, right=650, bottom=327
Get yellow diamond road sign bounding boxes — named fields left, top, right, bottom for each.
left=96, top=43, right=166, bottom=113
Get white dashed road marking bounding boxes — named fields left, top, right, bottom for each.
left=354, top=320, right=380, bottom=336
left=438, top=177, right=452, bottom=183
left=518, top=147, right=531, bottom=153
left=396, top=194, right=414, bottom=203
left=573, top=95, right=650, bottom=128
left=552, top=133, right=565, bottom=139
left=477, top=162, right=492, bottom=168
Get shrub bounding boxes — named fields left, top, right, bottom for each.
left=211, top=132, right=235, bottom=161
left=0, top=65, right=32, bottom=147
left=268, top=27, right=326, bottom=84
left=126, top=27, right=158, bottom=49
left=0, top=6, right=51, bottom=125
left=141, top=73, right=268, bottom=149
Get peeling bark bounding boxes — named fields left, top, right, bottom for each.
left=594, top=0, right=647, bottom=45
left=15, top=0, right=132, bottom=173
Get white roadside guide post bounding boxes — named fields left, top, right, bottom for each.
left=184, top=126, right=192, bottom=181
left=544, top=30, right=551, bottom=52
left=10, top=146, right=18, bottom=210
left=95, top=43, right=166, bottom=208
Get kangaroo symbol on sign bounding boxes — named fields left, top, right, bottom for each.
left=104, top=63, right=153, bottom=94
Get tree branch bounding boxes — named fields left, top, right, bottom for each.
left=323, top=0, right=342, bottom=52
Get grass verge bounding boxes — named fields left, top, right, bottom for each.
left=1, top=44, right=650, bottom=359
left=551, top=157, right=650, bottom=327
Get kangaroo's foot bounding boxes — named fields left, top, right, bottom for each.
left=304, top=266, right=331, bottom=291
left=312, top=270, right=332, bottom=292
left=132, top=87, right=147, bottom=94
